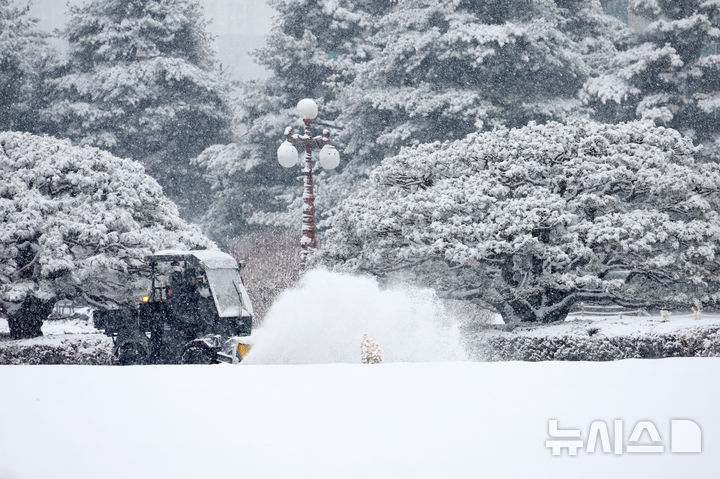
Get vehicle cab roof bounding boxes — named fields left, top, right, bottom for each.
left=150, top=249, right=239, bottom=270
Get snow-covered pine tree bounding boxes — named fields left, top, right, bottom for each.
left=0, top=0, right=51, bottom=133
left=321, top=121, right=720, bottom=324
left=337, top=0, right=624, bottom=164
left=42, top=0, right=232, bottom=218
left=193, top=0, right=391, bottom=238
left=0, top=132, right=213, bottom=339
left=582, top=0, right=720, bottom=155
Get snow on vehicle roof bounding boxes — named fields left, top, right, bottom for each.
left=191, top=249, right=238, bottom=269
left=153, top=249, right=238, bottom=270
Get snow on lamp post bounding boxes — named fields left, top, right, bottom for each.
left=277, top=98, right=340, bottom=267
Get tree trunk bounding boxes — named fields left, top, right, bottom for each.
left=7, top=296, right=52, bottom=339
left=496, top=294, right=574, bottom=324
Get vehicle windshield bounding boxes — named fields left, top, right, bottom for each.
left=204, top=268, right=245, bottom=318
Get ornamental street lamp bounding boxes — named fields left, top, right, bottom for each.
left=277, top=98, right=340, bottom=267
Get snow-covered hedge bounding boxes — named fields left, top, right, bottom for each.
left=0, top=131, right=213, bottom=338
left=466, top=318, right=720, bottom=361
left=0, top=335, right=113, bottom=365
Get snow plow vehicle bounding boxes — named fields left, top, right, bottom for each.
left=94, top=250, right=253, bottom=365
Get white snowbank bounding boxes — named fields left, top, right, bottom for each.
left=244, top=269, right=466, bottom=364
left=0, top=359, right=718, bottom=479
left=0, top=318, right=103, bottom=345
left=498, top=312, right=720, bottom=337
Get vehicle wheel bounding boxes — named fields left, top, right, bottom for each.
left=181, top=345, right=216, bottom=365
left=117, top=342, right=146, bottom=365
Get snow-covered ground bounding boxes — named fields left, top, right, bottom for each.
left=0, top=359, right=717, bottom=479
left=495, top=312, right=720, bottom=337
left=0, top=317, right=100, bottom=338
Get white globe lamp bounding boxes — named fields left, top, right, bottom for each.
left=297, top=98, right=318, bottom=120
left=277, top=141, right=298, bottom=168
left=319, top=144, right=340, bottom=170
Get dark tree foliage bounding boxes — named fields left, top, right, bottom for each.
left=42, top=0, right=233, bottom=219
left=193, top=0, right=393, bottom=239
left=338, top=0, right=624, bottom=164
left=0, top=0, right=51, bottom=133
left=583, top=0, right=720, bottom=157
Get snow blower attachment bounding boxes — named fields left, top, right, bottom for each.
left=94, top=250, right=253, bottom=365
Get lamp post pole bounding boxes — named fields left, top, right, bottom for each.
left=277, top=99, right=340, bottom=268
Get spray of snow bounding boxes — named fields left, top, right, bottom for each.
left=243, top=269, right=466, bottom=364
